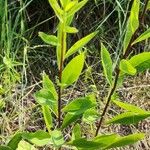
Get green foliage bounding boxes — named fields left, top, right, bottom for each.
left=61, top=53, right=85, bottom=88
left=17, top=140, right=37, bottom=150
left=119, top=59, right=137, bottom=75
left=22, top=131, right=51, bottom=147
left=0, top=146, right=12, bottom=150
left=72, top=123, right=81, bottom=140
left=123, top=0, right=140, bottom=53
left=101, top=43, right=113, bottom=86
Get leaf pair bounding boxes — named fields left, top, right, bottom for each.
left=107, top=100, right=150, bottom=125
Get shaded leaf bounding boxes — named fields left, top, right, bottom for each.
left=22, top=130, right=51, bottom=147
left=65, top=32, right=98, bottom=58
left=101, top=43, right=113, bottom=85
left=0, top=146, right=12, bottom=150
left=62, top=53, right=85, bottom=87
left=107, top=112, right=150, bottom=125
left=119, top=59, right=136, bottom=75
left=72, top=123, right=81, bottom=141
left=132, top=28, right=150, bottom=45
left=38, top=32, right=58, bottom=46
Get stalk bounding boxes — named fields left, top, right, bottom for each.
left=95, top=0, right=149, bottom=136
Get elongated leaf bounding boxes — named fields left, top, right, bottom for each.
left=60, top=0, right=70, bottom=8
left=113, top=100, right=146, bottom=113
left=51, top=130, right=64, bottom=148
left=62, top=53, right=85, bottom=87
left=48, top=0, right=63, bottom=21
left=147, top=0, right=150, bottom=10
left=65, top=32, right=98, bottom=58
left=119, top=59, right=136, bottom=75
left=17, top=140, right=37, bottom=150
left=105, top=133, right=145, bottom=149
left=67, top=0, right=88, bottom=17
left=62, top=94, right=96, bottom=115
left=22, top=131, right=51, bottom=147
left=132, top=28, right=150, bottom=45
left=65, top=26, right=78, bottom=33
left=123, top=0, right=140, bottom=53
left=42, top=106, right=53, bottom=133
left=128, top=52, right=150, bottom=72
left=65, top=1, right=77, bottom=12
left=61, top=113, right=82, bottom=129
left=107, top=112, right=150, bottom=125
left=7, top=133, right=22, bottom=150
left=42, top=73, right=58, bottom=100
left=38, top=32, right=58, bottom=46
left=101, top=43, right=113, bottom=85
left=0, top=146, right=12, bottom=150
left=72, top=124, right=81, bottom=141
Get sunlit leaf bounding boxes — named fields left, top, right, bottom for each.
left=62, top=53, right=85, bottom=87
left=72, top=123, right=81, bottom=141
left=132, top=28, right=150, bottom=45
left=22, top=131, right=51, bottom=147
left=65, top=1, right=77, bottom=12
left=119, top=59, right=136, bottom=75
left=38, top=32, right=58, bottom=46
left=17, top=140, right=37, bottom=150
left=123, top=0, right=140, bottom=53
left=65, top=32, right=98, bottom=58
left=65, top=26, right=78, bottom=33
left=101, top=43, right=113, bottom=85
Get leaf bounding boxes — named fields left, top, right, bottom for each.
left=67, top=0, right=88, bottom=17
left=42, top=73, right=58, bottom=100
left=22, top=130, right=51, bottom=147
left=48, top=0, right=63, bottom=21
left=112, top=100, right=146, bottom=113
left=65, top=1, right=77, bottom=12
left=128, top=52, right=150, bottom=73
left=60, top=0, right=70, bottom=8
left=119, top=59, right=136, bottom=75
left=61, top=112, right=82, bottom=129
left=17, top=140, right=37, bottom=150
left=132, top=28, right=150, bottom=45
left=72, top=123, right=81, bottom=141
left=62, top=94, right=96, bottom=115
left=65, top=26, right=78, bottom=33
left=51, top=130, right=64, bottom=148
left=107, top=112, right=150, bottom=125
left=62, top=53, right=85, bottom=87
left=0, top=146, right=12, bottom=150
left=82, top=109, right=99, bottom=123
left=34, top=89, right=57, bottom=115
left=147, top=0, right=150, bottom=10
left=7, top=133, right=22, bottom=150
left=123, top=0, right=140, bottom=53
left=65, top=32, right=98, bottom=58
left=42, top=106, right=53, bottom=133
left=105, top=133, right=145, bottom=149
left=38, top=32, right=58, bottom=46
left=101, top=43, right=113, bottom=85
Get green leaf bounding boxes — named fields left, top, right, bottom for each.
left=101, top=43, right=113, bottom=85
left=62, top=53, right=85, bottom=87
left=7, top=133, right=22, bottom=150
left=34, top=89, right=57, bottom=115
left=112, top=100, right=146, bottom=113
left=65, top=1, right=77, bottom=12
left=42, top=105, right=53, bottom=133
left=60, top=0, right=71, bottom=8
left=17, top=140, right=37, bottom=150
left=132, top=28, right=150, bottom=45
left=38, top=32, right=58, bottom=46
left=0, top=146, right=12, bottom=150
left=42, top=73, right=58, bottom=101
left=123, top=0, right=140, bottom=53
left=147, top=0, right=150, bottom=10
left=67, top=0, right=88, bottom=17
left=65, top=32, right=98, bottom=58
left=107, top=112, right=150, bottom=125
left=51, top=130, right=64, bottom=148
left=82, top=109, right=99, bottom=123
left=128, top=52, right=150, bottom=72
left=22, top=130, right=51, bottom=147
left=65, top=26, right=78, bottom=33
left=105, top=133, right=145, bottom=149
left=62, top=94, right=96, bottom=115
left=72, top=123, right=81, bottom=141
left=48, top=0, right=63, bottom=21
left=61, top=113, right=82, bottom=129
left=119, top=59, right=136, bottom=75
